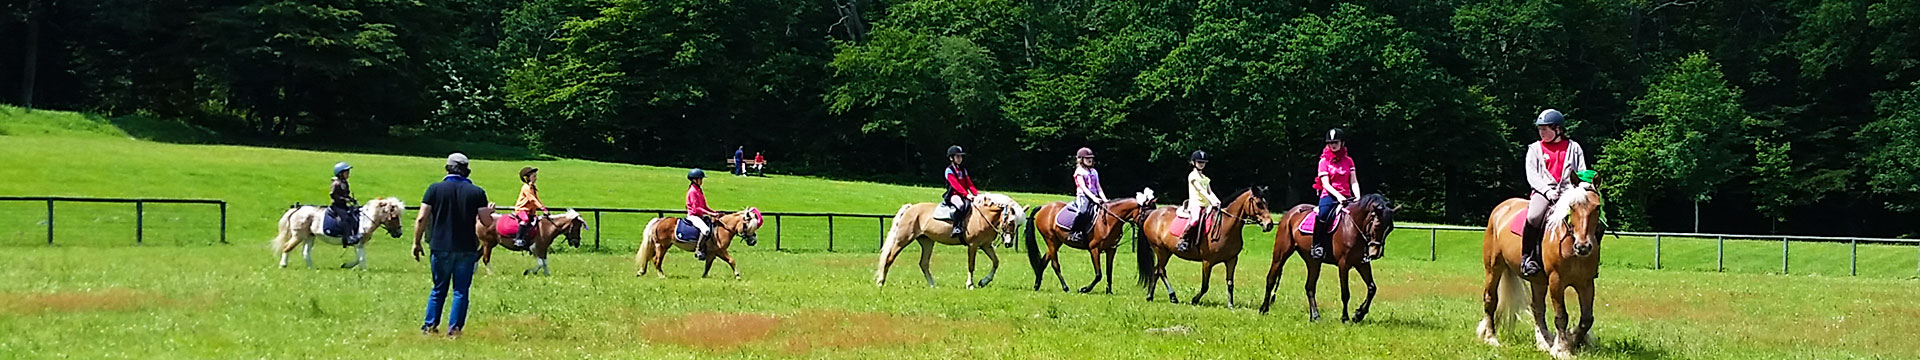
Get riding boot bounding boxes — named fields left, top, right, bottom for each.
left=1520, top=223, right=1544, bottom=277
left=1068, top=229, right=1087, bottom=244
left=950, top=216, right=968, bottom=240
left=692, top=234, right=710, bottom=261
left=1176, top=221, right=1200, bottom=252
left=513, top=220, right=532, bottom=249
left=1310, top=219, right=1331, bottom=261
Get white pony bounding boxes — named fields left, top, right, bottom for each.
left=271, top=197, right=407, bottom=269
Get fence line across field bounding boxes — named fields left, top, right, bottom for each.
left=1, top=196, right=228, bottom=245
left=1397, top=224, right=1920, bottom=277
left=401, top=206, right=892, bottom=252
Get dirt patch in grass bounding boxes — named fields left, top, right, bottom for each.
left=640, top=310, right=1008, bottom=354
left=0, top=288, right=170, bottom=314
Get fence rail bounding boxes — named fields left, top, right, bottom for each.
left=1396, top=224, right=1920, bottom=277
left=2, top=196, right=228, bottom=245
left=402, top=206, right=893, bottom=252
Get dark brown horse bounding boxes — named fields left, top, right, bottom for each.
left=1024, top=189, right=1156, bottom=293
left=477, top=210, right=588, bottom=276
left=1133, top=187, right=1275, bottom=307
left=1258, top=194, right=1397, bottom=322
left=1478, top=183, right=1604, bottom=359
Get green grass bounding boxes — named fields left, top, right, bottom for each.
left=3, top=107, right=1919, bottom=359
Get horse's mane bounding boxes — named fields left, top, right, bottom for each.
left=1548, top=183, right=1597, bottom=228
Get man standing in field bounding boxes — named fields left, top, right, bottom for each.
left=411, top=153, right=495, bottom=338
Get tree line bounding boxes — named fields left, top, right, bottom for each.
left=4, top=0, right=1917, bottom=236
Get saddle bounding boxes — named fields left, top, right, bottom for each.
left=322, top=207, right=360, bottom=239
left=1297, top=207, right=1346, bottom=234
left=495, top=213, right=538, bottom=238
left=673, top=218, right=706, bottom=243
left=1169, top=209, right=1220, bottom=240
left=1054, top=200, right=1093, bottom=230
left=932, top=203, right=958, bottom=221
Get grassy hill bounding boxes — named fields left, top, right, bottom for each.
left=3, top=106, right=1919, bottom=359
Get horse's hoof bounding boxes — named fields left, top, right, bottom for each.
left=1169, top=297, right=1180, bottom=304
left=1310, top=313, right=1321, bottom=322
left=1077, top=287, right=1092, bottom=293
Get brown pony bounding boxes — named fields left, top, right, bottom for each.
left=1024, top=189, right=1156, bottom=293
left=1133, top=187, right=1275, bottom=307
left=634, top=208, right=764, bottom=279
left=1478, top=183, right=1604, bottom=359
left=875, top=193, right=1026, bottom=289
left=476, top=210, right=588, bottom=276
left=1258, top=193, right=1397, bottom=322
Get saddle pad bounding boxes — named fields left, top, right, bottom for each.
left=674, top=219, right=702, bottom=242
left=1055, top=206, right=1081, bottom=230
left=1297, top=208, right=1345, bottom=234
left=496, top=214, right=521, bottom=237
left=932, top=204, right=956, bottom=221
left=1168, top=212, right=1216, bottom=239
left=1508, top=211, right=1528, bottom=236
left=322, top=209, right=356, bottom=238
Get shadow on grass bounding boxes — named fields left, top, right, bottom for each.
left=1584, top=336, right=1668, bottom=360
left=1363, top=315, right=1445, bottom=331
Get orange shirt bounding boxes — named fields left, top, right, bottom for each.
left=516, top=183, right=546, bottom=213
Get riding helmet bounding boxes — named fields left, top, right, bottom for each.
left=1535, top=109, right=1566, bottom=126
left=333, top=162, right=352, bottom=176
left=947, top=145, right=966, bottom=157
left=1190, top=150, right=1209, bottom=163
left=520, top=166, right=539, bottom=181
left=1076, top=147, right=1095, bottom=158
left=688, top=168, right=706, bottom=179
left=1325, top=128, right=1348, bottom=144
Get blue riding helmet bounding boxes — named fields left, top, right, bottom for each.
left=333, top=162, right=352, bottom=176
left=688, top=168, right=707, bottom=179
left=1535, top=109, right=1566, bottom=126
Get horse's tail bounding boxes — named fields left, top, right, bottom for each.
left=1495, top=268, right=1530, bottom=327
left=638, top=218, right=661, bottom=270
left=1135, top=209, right=1156, bottom=288
left=271, top=207, right=298, bottom=252
left=876, top=204, right=913, bottom=282
left=1023, top=207, right=1044, bottom=281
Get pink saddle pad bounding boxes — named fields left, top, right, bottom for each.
left=495, top=214, right=521, bottom=237
left=1507, top=211, right=1528, bottom=236
left=1297, top=208, right=1344, bottom=233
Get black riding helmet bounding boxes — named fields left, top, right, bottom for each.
left=1190, top=150, right=1209, bottom=163
left=1325, top=128, right=1348, bottom=144
left=947, top=145, right=966, bottom=157
left=1535, top=109, right=1565, bottom=126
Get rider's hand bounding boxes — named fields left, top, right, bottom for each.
left=411, top=244, right=424, bottom=262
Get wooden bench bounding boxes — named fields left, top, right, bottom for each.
left=725, top=158, right=767, bottom=176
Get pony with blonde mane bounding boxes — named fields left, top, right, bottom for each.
left=271, top=197, right=407, bottom=269
left=876, top=193, right=1026, bottom=289
left=1478, top=183, right=1605, bottom=359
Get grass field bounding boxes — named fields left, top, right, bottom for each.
left=4, top=107, right=1919, bottom=359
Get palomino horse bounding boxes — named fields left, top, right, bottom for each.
left=1478, top=183, right=1604, bottom=359
left=1258, top=194, right=1398, bottom=321
left=634, top=208, right=764, bottom=279
left=875, top=193, right=1026, bottom=289
left=476, top=210, right=588, bottom=276
left=1024, top=189, right=1156, bottom=293
left=272, top=197, right=407, bottom=269
left=1134, top=187, right=1275, bottom=307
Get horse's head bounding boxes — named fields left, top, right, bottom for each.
left=1352, top=194, right=1397, bottom=262
left=368, top=198, right=406, bottom=238
left=1554, top=184, right=1604, bottom=257
left=1229, top=186, right=1275, bottom=232
left=726, top=207, right=763, bottom=247
left=976, top=193, right=1024, bottom=248
left=557, top=210, right=587, bottom=247
left=1117, top=188, right=1157, bottom=224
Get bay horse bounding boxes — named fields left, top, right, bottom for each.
left=634, top=208, right=764, bottom=279
left=1133, top=187, right=1275, bottom=307
left=1023, top=189, right=1156, bottom=293
left=1478, top=183, right=1604, bottom=359
left=272, top=197, right=407, bottom=270
left=476, top=210, right=588, bottom=276
left=1258, top=193, right=1398, bottom=322
left=875, top=193, right=1026, bottom=289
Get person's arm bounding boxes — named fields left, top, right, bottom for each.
left=1571, top=142, right=1590, bottom=182
left=1349, top=169, right=1362, bottom=198
left=412, top=204, right=432, bottom=262
left=1091, top=171, right=1108, bottom=202
left=1525, top=144, right=1553, bottom=195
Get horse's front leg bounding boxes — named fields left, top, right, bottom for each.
left=1569, top=281, right=1597, bottom=352
left=1548, top=278, right=1574, bottom=358
left=1190, top=260, right=1214, bottom=305
left=701, top=256, right=715, bottom=278
left=720, top=251, right=741, bottom=280
left=1338, top=265, right=1353, bottom=322
left=1224, top=258, right=1238, bottom=309
left=1079, top=248, right=1103, bottom=293
left=978, top=245, right=1001, bottom=288
left=1528, top=277, right=1554, bottom=352
left=1102, top=249, right=1116, bottom=294
left=1353, top=263, right=1378, bottom=323
left=965, top=245, right=979, bottom=290
left=340, top=243, right=368, bottom=270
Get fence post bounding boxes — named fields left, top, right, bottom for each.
left=135, top=201, right=144, bottom=245
left=774, top=215, right=783, bottom=251
left=1716, top=237, right=1724, bottom=272
left=593, top=211, right=601, bottom=251
left=46, top=199, right=54, bottom=245
left=1849, top=238, right=1858, bottom=276
left=1428, top=228, right=1437, bottom=261
left=1782, top=237, right=1790, bottom=274
left=219, top=202, right=228, bottom=244
left=1654, top=235, right=1662, bottom=270
left=827, top=215, right=836, bottom=252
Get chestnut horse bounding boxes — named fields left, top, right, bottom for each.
left=1258, top=193, right=1397, bottom=321
left=1023, top=189, right=1156, bottom=293
left=1133, top=187, right=1275, bottom=307
left=875, top=193, right=1026, bottom=289
left=476, top=210, right=588, bottom=276
left=634, top=208, right=764, bottom=279
left=1478, top=183, right=1604, bottom=359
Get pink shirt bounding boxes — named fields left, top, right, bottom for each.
left=1074, top=167, right=1107, bottom=201
left=687, top=184, right=719, bottom=217
left=1317, top=154, right=1355, bottom=197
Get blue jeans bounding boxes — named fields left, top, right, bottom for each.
left=1316, top=195, right=1339, bottom=226
left=422, top=251, right=478, bottom=330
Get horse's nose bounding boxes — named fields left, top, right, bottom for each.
left=1573, top=242, right=1595, bottom=256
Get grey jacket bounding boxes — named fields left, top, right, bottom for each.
left=1525, top=140, right=1588, bottom=199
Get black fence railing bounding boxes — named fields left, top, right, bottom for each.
left=402, top=206, right=895, bottom=252
left=1, top=196, right=228, bottom=245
